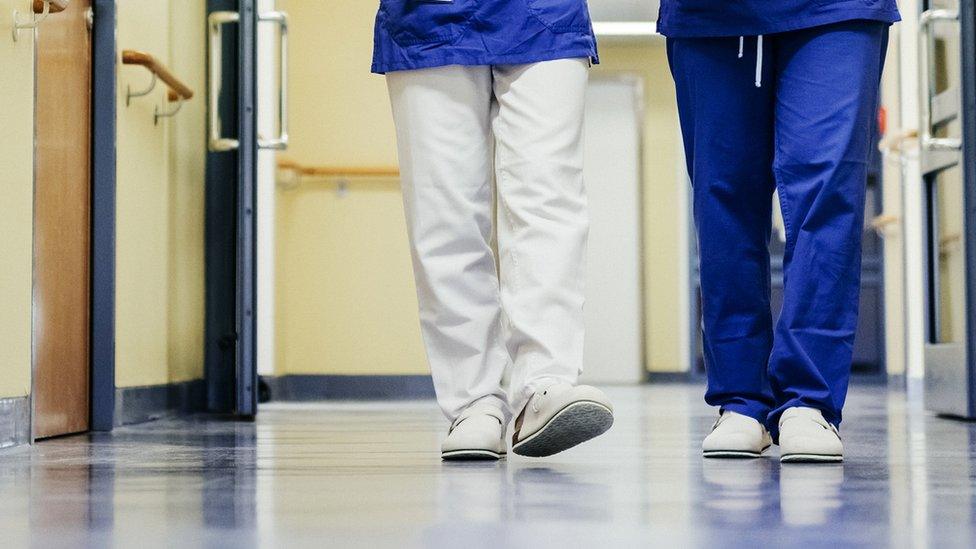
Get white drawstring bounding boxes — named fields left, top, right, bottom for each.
left=737, top=36, right=764, bottom=87
left=755, top=35, right=764, bottom=88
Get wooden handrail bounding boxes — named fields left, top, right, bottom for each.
left=940, top=232, right=962, bottom=250
left=277, top=158, right=399, bottom=178
left=869, top=213, right=900, bottom=238
left=34, top=0, right=69, bottom=13
left=869, top=214, right=899, bottom=230
left=122, top=50, right=194, bottom=100
left=879, top=129, right=919, bottom=155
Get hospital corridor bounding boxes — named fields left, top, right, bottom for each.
left=1, top=0, right=975, bottom=547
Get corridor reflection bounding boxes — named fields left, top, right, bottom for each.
left=1, top=385, right=975, bottom=547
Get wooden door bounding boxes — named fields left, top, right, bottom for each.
left=33, top=0, right=93, bottom=439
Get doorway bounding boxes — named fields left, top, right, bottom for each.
left=920, top=0, right=976, bottom=418
left=205, top=0, right=287, bottom=416
left=32, top=0, right=93, bottom=439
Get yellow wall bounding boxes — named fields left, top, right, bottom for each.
left=115, top=0, right=207, bottom=387
left=166, top=0, right=207, bottom=384
left=274, top=1, right=687, bottom=376
left=274, top=0, right=424, bottom=376
left=0, top=0, right=35, bottom=397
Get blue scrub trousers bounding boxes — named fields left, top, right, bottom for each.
left=667, top=20, right=889, bottom=436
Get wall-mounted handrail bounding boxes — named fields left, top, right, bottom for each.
left=869, top=213, right=900, bottom=238
left=12, top=0, right=67, bottom=41
left=122, top=50, right=194, bottom=125
left=122, top=50, right=194, bottom=101
left=33, top=0, right=68, bottom=13
left=940, top=232, right=963, bottom=253
left=277, top=159, right=400, bottom=178
left=276, top=159, right=400, bottom=193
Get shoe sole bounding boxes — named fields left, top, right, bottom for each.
left=781, top=453, right=843, bottom=463
left=441, top=449, right=506, bottom=461
left=703, top=445, right=771, bottom=459
left=512, top=401, right=614, bottom=458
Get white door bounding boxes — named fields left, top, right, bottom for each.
left=579, top=77, right=645, bottom=385
left=256, top=0, right=285, bottom=378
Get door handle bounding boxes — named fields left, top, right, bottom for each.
left=258, top=11, right=289, bottom=150
left=208, top=10, right=240, bottom=152
left=918, top=8, right=963, bottom=154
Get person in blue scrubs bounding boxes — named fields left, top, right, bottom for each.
left=373, top=1, right=615, bottom=461
left=660, top=1, right=899, bottom=463
left=372, top=0, right=599, bottom=74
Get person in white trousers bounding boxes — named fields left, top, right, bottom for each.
left=373, top=1, right=614, bottom=460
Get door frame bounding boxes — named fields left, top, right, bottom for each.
left=920, top=0, right=976, bottom=418
left=89, top=0, right=117, bottom=431
left=235, top=0, right=258, bottom=417
left=960, top=0, right=976, bottom=417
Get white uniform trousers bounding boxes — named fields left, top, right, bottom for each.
left=386, top=58, right=590, bottom=421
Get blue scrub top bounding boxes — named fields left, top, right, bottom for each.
left=657, top=0, right=900, bottom=38
left=372, top=0, right=599, bottom=74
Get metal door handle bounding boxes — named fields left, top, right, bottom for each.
left=258, top=11, right=289, bottom=150
left=208, top=10, right=240, bottom=152
left=918, top=8, right=962, bottom=153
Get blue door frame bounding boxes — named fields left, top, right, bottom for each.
left=90, top=0, right=117, bottom=431
left=959, top=0, right=976, bottom=417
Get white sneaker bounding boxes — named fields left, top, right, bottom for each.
left=702, top=411, right=772, bottom=458
left=441, top=402, right=507, bottom=461
left=778, top=406, right=843, bottom=463
left=511, top=383, right=613, bottom=458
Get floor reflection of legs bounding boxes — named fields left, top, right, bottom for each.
left=779, top=464, right=845, bottom=526
left=701, top=459, right=776, bottom=518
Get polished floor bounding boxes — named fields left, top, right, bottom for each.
left=1, top=383, right=976, bottom=548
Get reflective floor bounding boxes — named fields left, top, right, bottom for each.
left=2, top=383, right=976, bottom=548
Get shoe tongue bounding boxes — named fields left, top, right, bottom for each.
left=458, top=403, right=505, bottom=424
left=719, top=411, right=756, bottom=427
left=783, top=407, right=829, bottom=427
